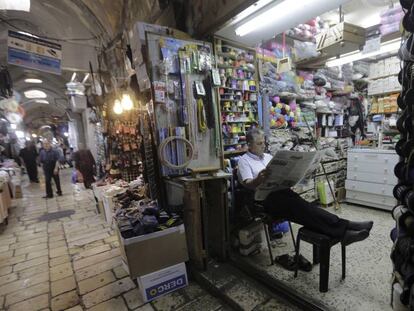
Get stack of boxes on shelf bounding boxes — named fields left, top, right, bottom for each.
left=216, top=39, right=259, bottom=156
left=368, top=56, right=400, bottom=95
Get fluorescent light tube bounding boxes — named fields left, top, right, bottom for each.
left=82, top=73, right=90, bottom=84
left=70, top=72, right=77, bottom=82
left=0, top=0, right=30, bottom=12
left=235, top=0, right=349, bottom=37
left=24, top=78, right=42, bottom=84
left=24, top=90, right=47, bottom=99
left=326, top=40, right=401, bottom=67
left=229, top=0, right=273, bottom=27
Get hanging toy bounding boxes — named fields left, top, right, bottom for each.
left=197, top=98, right=207, bottom=133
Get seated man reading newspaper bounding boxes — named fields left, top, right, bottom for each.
left=238, top=128, right=373, bottom=246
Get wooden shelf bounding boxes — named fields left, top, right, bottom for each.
left=368, top=73, right=399, bottom=80
left=217, top=65, right=255, bottom=72
left=223, top=120, right=255, bottom=123
left=221, top=110, right=257, bottom=114
left=224, top=150, right=247, bottom=156
left=224, top=142, right=247, bottom=147
left=368, top=89, right=400, bottom=96
left=219, top=87, right=257, bottom=93
left=219, top=99, right=257, bottom=102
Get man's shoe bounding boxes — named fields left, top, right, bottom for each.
left=42, top=195, right=53, bottom=199
left=347, top=221, right=373, bottom=232
left=56, top=192, right=63, bottom=196
left=342, top=229, right=369, bottom=246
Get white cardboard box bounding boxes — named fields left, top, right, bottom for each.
left=137, top=262, right=188, bottom=302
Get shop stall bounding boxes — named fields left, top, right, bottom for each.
left=89, top=0, right=407, bottom=307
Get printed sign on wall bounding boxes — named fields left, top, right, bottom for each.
left=7, top=30, right=62, bottom=75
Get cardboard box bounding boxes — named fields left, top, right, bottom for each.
left=102, top=195, right=115, bottom=225
left=12, top=184, right=22, bottom=199
left=116, top=224, right=189, bottom=279
left=137, top=262, right=188, bottom=302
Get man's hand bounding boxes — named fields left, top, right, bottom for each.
left=256, top=168, right=269, bottom=185
left=53, top=169, right=59, bottom=175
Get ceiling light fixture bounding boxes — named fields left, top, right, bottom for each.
left=24, top=78, right=42, bottom=84
left=121, top=94, right=133, bottom=111
left=31, top=133, right=37, bottom=138
left=70, top=72, right=77, bottom=82
left=0, top=0, right=30, bottom=12
left=82, top=73, right=90, bottom=84
left=326, top=39, right=401, bottom=67
left=113, top=99, right=123, bottom=115
left=34, top=99, right=49, bottom=104
left=228, top=0, right=273, bottom=27
left=17, top=31, right=38, bottom=38
left=24, top=89, right=47, bottom=99
left=235, top=0, right=349, bottom=37
left=15, top=131, right=24, bottom=138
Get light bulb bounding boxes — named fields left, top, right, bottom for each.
left=121, top=94, right=133, bottom=111
left=113, top=99, right=123, bottom=114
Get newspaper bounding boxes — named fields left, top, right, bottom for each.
left=255, top=150, right=319, bottom=201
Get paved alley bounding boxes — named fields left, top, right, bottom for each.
left=0, top=171, right=229, bottom=311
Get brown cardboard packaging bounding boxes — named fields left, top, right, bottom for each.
left=116, top=224, right=189, bottom=279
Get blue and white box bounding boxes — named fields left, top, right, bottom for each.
left=137, top=262, right=188, bottom=302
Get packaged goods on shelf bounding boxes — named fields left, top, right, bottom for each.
left=369, top=56, right=400, bottom=79
left=286, top=17, right=328, bottom=42
left=293, top=40, right=319, bottom=61
left=368, top=76, right=400, bottom=95
left=380, top=5, right=403, bottom=36
left=352, top=61, right=370, bottom=77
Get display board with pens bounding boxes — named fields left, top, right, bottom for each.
left=146, top=33, right=222, bottom=176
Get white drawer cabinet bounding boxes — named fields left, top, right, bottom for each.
left=345, top=149, right=398, bottom=210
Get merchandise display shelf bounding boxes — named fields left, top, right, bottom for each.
left=221, top=110, right=257, bottom=114
left=216, top=38, right=259, bottom=154
left=223, top=120, right=255, bottom=124
left=223, top=142, right=247, bottom=147
left=223, top=150, right=247, bottom=156
left=219, top=99, right=257, bottom=102
left=368, top=73, right=399, bottom=80
left=368, top=89, right=400, bottom=96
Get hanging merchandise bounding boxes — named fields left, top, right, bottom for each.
left=146, top=33, right=221, bottom=175
left=196, top=98, right=207, bottom=133
left=0, top=67, right=13, bottom=98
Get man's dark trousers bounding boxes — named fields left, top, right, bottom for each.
left=44, top=169, right=62, bottom=197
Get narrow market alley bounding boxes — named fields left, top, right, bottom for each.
left=0, top=171, right=230, bottom=311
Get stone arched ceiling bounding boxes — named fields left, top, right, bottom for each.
left=0, top=0, right=120, bottom=129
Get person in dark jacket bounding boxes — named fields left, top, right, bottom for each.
left=72, top=149, right=96, bottom=189
left=19, top=141, right=39, bottom=183
left=39, top=140, right=62, bottom=198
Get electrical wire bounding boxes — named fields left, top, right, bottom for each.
left=158, top=136, right=194, bottom=170
left=0, top=16, right=99, bottom=43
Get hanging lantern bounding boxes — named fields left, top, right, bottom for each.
left=121, top=93, right=133, bottom=111
left=113, top=99, right=123, bottom=114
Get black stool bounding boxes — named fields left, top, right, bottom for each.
left=294, top=227, right=346, bottom=292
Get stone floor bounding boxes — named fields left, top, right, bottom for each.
left=0, top=171, right=231, bottom=311
left=239, top=202, right=394, bottom=311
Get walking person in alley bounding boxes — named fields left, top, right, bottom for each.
left=19, top=141, right=39, bottom=183
left=39, top=139, right=62, bottom=198
left=72, top=149, right=96, bottom=189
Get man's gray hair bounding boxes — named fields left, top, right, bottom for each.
left=246, top=128, right=264, bottom=145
